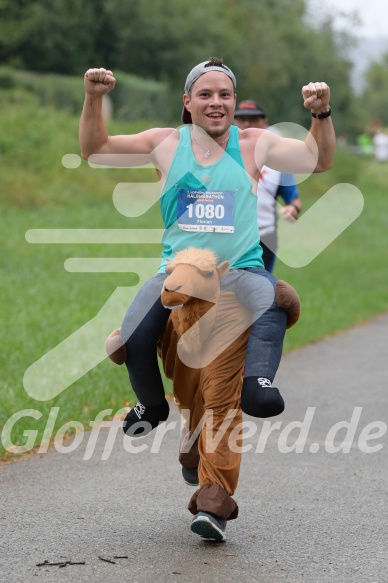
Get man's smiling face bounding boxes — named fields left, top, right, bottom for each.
left=183, top=71, right=236, bottom=139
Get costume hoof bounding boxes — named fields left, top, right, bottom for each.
left=241, top=377, right=285, bottom=418
left=123, top=398, right=170, bottom=437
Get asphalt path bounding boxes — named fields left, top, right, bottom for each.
left=1, top=314, right=387, bottom=583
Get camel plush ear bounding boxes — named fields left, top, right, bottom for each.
left=165, top=261, right=174, bottom=274
left=216, top=260, right=230, bottom=279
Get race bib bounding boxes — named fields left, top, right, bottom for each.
left=177, top=189, right=235, bottom=233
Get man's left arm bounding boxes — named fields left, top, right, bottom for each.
left=261, top=81, right=335, bottom=175
left=302, top=81, right=336, bottom=172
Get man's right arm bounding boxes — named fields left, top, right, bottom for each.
left=79, top=68, right=173, bottom=162
left=79, top=68, right=117, bottom=159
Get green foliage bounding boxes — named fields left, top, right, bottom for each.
left=120, top=0, right=239, bottom=79
left=276, top=146, right=388, bottom=351
left=105, top=0, right=359, bottom=129
left=0, top=0, right=364, bottom=132
left=360, top=53, right=388, bottom=126
left=0, top=66, right=85, bottom=113
left=111, top=71, right=173, bottom=123
left=0, top=67, right=172, bottom=123
left=0, top=0, right=116, bottom=74
left=222, top=0, right=357, bottom=133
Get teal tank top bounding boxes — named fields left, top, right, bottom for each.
left=158, top=124, right=263, bottom=273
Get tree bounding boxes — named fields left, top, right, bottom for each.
left=0, top=0, right=359, bottom=130
left=0, top=0, right=116, bottom=74
left=361, top=54, right=388, bottom=127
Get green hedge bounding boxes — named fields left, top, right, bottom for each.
left=0, top=66, right=174, bottom=123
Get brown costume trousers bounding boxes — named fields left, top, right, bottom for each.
left=158, top=292, right=252, bottom=520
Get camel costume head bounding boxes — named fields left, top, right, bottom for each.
left=161, top=247, right=229, bottom=338
left=105, top=248, right=229, bottom=364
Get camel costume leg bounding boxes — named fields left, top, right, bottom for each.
left=159, top=304, right=251, bottom=521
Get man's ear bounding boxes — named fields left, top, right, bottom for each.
left=216, top=261, right=230, bottom=279
left=183, top=93, right=191, bottom=113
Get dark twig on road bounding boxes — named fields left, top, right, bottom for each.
left=98, top=555, right=116, bottom=564
left=36, top=560, right=86, bottom=568
left=36, top=555, right=129, bottom=568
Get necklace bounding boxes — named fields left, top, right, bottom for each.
left=192, top=132, right=230, bottom=159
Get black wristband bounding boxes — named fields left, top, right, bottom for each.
left=312, top=106, right=331, bottom=119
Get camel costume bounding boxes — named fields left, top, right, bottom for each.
left=106, top=248, right=300, bottom=521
